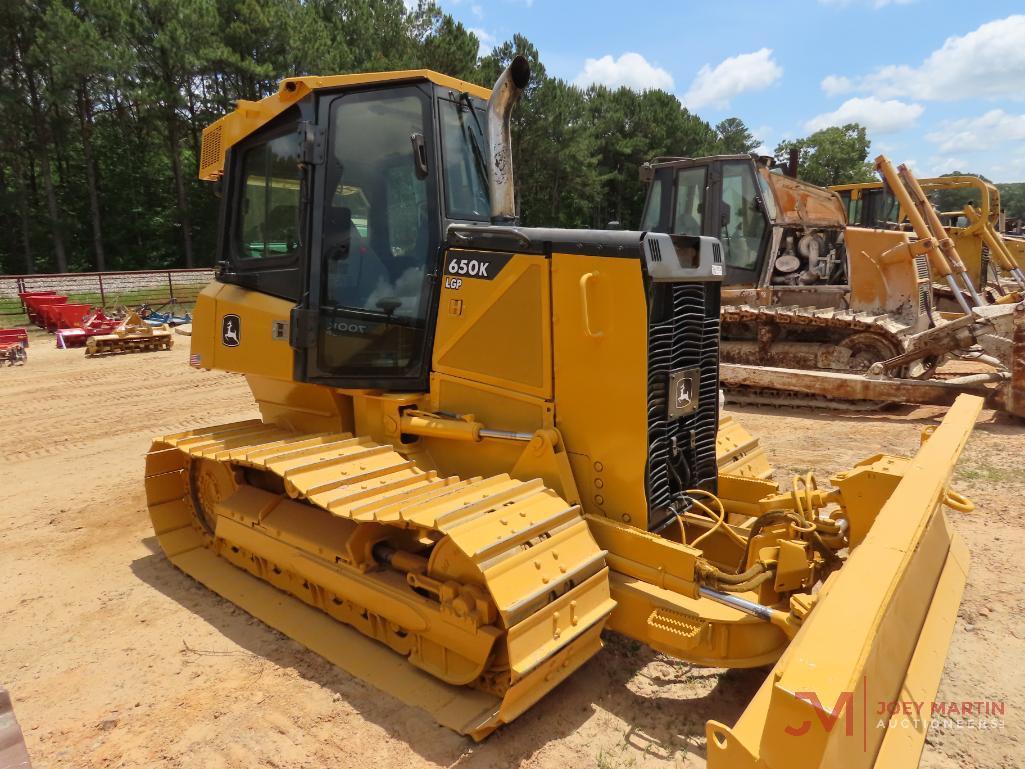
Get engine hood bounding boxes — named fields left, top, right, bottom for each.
left=760, top=168, right=848, bottom=228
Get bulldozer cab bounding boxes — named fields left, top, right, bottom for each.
left=641, top=155, right=773, bottom=284
left=641, top=155, right=853, bottom=300
left=214, top=76, right=492, bottom=391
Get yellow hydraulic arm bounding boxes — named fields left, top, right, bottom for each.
left=963, top=203, right=1025, bottom=293
left=875, top=155, right=982, bottom=312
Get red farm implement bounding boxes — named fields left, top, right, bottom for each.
left=20, top=292, right=66, bottom=326
left=56, top=310, right=122, bottom=348
left=0, top=328, right=28, bottom=366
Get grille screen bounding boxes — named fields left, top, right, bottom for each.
left=200, top=125, right=223, bottom=172
left=645, top=282, right=721, bottom=530
left=914, top=253, right=930, bottom=280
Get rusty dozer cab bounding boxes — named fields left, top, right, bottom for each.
left=641, top=154, right=1025, bottom=416
left=144, top=59, right=982, bottom=769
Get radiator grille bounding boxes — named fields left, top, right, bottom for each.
left=645, top=282, right=720, bottom=530
left=650, top=239, right=663, bottom=263
left=200, top=125, right=223, bottom=173
left=914, top=253, right=930, bottom=280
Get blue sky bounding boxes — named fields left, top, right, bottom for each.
left=437, top=0, right=1025, bottom=182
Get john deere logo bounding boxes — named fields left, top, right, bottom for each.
left=222, top=314, right=241, bottom=347
left=667, top=368, right=700, bottom=418
left=676, top=377, right=693, bottom=410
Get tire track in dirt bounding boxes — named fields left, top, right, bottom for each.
left=1, top=341, right=254, bottom=460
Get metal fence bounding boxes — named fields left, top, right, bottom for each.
left=0, top=268, right=214, bottom=322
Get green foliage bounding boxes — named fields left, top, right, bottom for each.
left=0, top=2, right=739, bottom=274
left=714, top=117, right=759, bottom=154
left=996, top=183, right=1025, bottom=222
left=925, top=172, right=1025, bottom=225
left=927, top=171, right=988, bottom=216
left=774, top=124, right=876, bottom=187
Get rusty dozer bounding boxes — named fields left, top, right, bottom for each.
left=85, top=310, right=173, bottom=356
left=641, top=153, right=1025, bottom=416
left=145, top=59, right=982, bottom=768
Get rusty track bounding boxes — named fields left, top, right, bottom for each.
left=722, top=304, right=913, bottom=363
left=721, top=304, right=927, bottom=409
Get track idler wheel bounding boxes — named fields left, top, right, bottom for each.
left=187, top=457, right=237, bottom=534
left=839, top=332, right=902, bottom=373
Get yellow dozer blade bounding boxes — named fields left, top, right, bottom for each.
left=706, top=394, right=980, bottom=769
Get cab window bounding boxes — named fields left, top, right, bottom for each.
left=237, top=131, right=301, bottom=261
left=720, top=162, right=767, bottom=271
left=439, top=98, right=489, bottom=221
left=672, top=167, right=707, bottom=236
left=641, top=175, right=663, bottom=231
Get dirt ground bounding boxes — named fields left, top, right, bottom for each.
left=2, top=330, right=1022, bottom=769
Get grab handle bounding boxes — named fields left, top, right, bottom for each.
left=579, top=272, right=603, bottom=339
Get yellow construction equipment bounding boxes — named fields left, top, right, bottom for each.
left=640, top=154, right=1025, bottom=415
left=146, top=59, right=982, bottom=768
left=832, top=173, right=1025, bottom=298
left=85, top=310, right=173, bottom=356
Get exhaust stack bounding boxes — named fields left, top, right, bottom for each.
left=487, top=55, right=530, bottom=224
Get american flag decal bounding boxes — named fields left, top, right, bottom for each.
left=189, top=354, right=202, bottom=367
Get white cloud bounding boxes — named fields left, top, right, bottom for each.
left=470, top=3, right=483, bottom=18
left=805, top=96, right=923, bottom=134
left=468, top=27, right=496, bottom=56
left=681, top=48, right=782, bottom=110
left=925, top=109, right=1025, bottom=153
left=920, top=156, right=968, bottom=177
left=572, top=52, right=674, bottom=92
left=818, top=15, right=1025, bottom=101
left=821, top=74, right=853, bottom=96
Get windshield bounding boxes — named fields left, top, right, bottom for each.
left=316, top=86, right=436, bottom=380
left=755, top=169, right=778, bottom=221
left=439, top=97, right=490, bottom=221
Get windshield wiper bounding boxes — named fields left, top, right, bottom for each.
left=458, top=92, right=490, bottom=191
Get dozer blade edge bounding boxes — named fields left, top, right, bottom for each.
left=722, top=361, right=1025, bottom=417
left=706, top=393, right=982, bottom=769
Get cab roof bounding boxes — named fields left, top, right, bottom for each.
left=198, top=70, right=491, bottom=181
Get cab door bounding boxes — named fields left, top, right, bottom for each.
left=299, top=84, right=442, bottom=391
left=715, top=160, right=771, bottom=285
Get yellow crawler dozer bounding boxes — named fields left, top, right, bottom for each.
left=145, top=58, right=981, bottom=768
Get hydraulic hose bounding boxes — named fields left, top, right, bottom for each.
left=696, top=561, right=767, bottom=585
left=697, top=563, right=774, bottom=593
left=683, top=488, right=747, bottom=548
left=715, top=571, right=774, bottom=594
